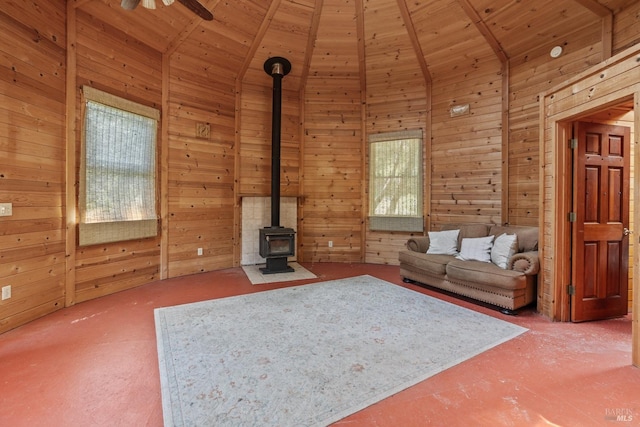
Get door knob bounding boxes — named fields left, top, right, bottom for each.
left=623, top=227, right=632, bottom=236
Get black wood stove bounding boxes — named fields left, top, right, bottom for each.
left=259, top=56, right=295, bottom=274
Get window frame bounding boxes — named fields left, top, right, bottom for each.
left=78, top=86, right=160, bottom=246
left=368, top=130, right=424, bottom=232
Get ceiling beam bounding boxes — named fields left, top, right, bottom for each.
left=237, top=0, right=282, bottom=81
left=456, top=0, right=508, bottom=64
left=396, top=0, right=432, bottom=85
left=570, top=0, right=611, bottom=16
left=600, top=13, right=613, bottom=59
left=355, top=0, right=366, bottom=93
left=571, top=0, right=613, bottom=59
left=70, top=0, right=93, bottom=8
left=299, top=0, right=324, bottom=90
left=455, top=0, right=510, bottom=223
left=165, top=0, right=220, bottom=56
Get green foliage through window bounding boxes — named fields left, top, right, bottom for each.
left=79, top=86, right=159, bottom=246
left=369, top=130, right=423, bottom=232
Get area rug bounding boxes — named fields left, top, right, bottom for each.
left=241, top=262, right=317, bottom=284
left=155, top=275, right=527, bottom=427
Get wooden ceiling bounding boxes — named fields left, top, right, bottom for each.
left=74, top=0, right=638, bottom=90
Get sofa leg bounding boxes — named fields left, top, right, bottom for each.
left=402, top=277, right=414, bottom=284
left=499, top=308, right=517, bottom=316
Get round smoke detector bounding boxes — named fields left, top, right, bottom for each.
left=550, top=46, right=563, bottom=58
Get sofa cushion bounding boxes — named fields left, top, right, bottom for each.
left=456, top=235, right=494, bottom=262
left=445, top=259, right=526, bottom=291
left=427, top=229, right=459, bottom=255
left=399, top=250, right=453, bottom=277
left=489, top=225, right=538, bottom=252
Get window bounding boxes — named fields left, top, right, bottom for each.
left=79, top=86, right=159, bottom=246
left=369, top=130, right=423, bottom=232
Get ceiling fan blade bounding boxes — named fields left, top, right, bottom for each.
left=120, top=0, right=141, bottom=10
left=141, top=0, right=156, bottom=9
left=176, top=0, right=213, bottom=21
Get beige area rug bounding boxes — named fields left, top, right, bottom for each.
left=241, top=262, right=317, bottom=284
left=155, top=275, right=528, bottom=426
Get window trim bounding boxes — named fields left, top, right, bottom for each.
left=78, top=86, right=160, bottom=246
left=368, top=130, right=424, bottom=232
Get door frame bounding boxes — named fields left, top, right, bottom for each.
left=554, top=99, right=635, bottom=321
left=552, top=98, right=637, bottom=356
left=539, top=44, right=639, bottom=366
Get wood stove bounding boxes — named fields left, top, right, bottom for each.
left=259, top=227, right=295, bottom=273
left=259, top=56, right=295, bottom=274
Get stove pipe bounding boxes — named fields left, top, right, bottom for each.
left=263, top=57, right=291, bottom=227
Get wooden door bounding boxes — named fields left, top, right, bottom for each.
left=572, top=122, right=631, bottom=322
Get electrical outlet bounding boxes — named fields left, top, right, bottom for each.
left=328, top=241, right=333, bottom=248
left=1, top=285, right=11, bottom=301
left=0, top=203, right=12, bottom=217
left=197, top=248, right=203, bottom=256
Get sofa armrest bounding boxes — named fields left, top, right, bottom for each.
left=509, top=251, right=540, bottom=275
left=407, top=236, right=430, bottom=253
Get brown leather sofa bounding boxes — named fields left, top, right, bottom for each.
left=399, top=223, right=539, bottom=314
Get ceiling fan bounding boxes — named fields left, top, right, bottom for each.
left=121, top=0, right=213, bottom=21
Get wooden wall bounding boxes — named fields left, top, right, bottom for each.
left=73, top=10, right=164, bottom=304
left=615, top=1, right=640, bottom=51
left=236, top=0, right=311, bottom=261
left=0, top=1, right=67, bottom=333
left=429, top=56, right=504, bottom=228
left=239, top=84, right=301, bottom=198
left=302, top=0, right=364, bottom=263
left=508, top=1, right=640, bottom=227
left=508, top=25, right=603, bottom=226
left=511, top=3, right=640, bottom=319
left=1, top=0, right=640, bottom=333
left=361, top=0, right=428, bottom=265
left=540, top=47, right=639, bottom=364
left=166, top=38, right=237, bottom=278
left=541, top=47, right=639, bottom=319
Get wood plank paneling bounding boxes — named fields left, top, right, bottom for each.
left=79, top=0, right=195, bottom=53
left=300, top=0, right=364, bottom=263
left=0, top=0, right=67, bottom=334
left=361, top=0, right=428, bottom=264
left=508, top=25, right=602, bottom=226
left=613, top=1, right=640, bottom=52
left=541, top=46, right=638, bottom=363
left=73, top=10, right=163, bottom=302
left=430, top=54, right=503, bottom=228
left=239, top=83, right=300, bottom=197
left=167, top=37, right=237, bottom=277
left=478, top=0, right=598, bottom=56
left=541, top=47, right=639, bottom=320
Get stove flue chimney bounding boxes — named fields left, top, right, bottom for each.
left=259, top=57, right=295, bottom=275
left=263, top=57, right=291, bottom=227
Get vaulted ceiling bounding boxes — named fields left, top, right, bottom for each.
left=75, top=0, right=638, bottom=91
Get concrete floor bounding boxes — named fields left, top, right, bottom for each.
left=0, top=263, right=637, bottom=426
